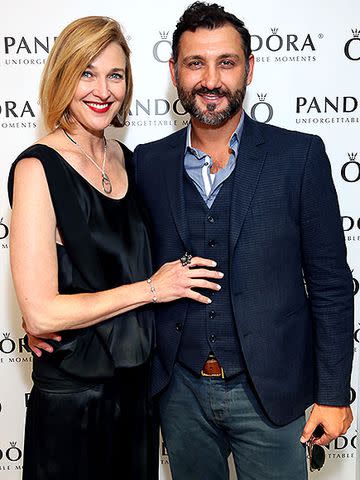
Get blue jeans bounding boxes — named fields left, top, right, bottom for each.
left=159, top=363, right=307, bottom=480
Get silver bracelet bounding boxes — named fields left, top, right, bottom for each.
left=147, top=277, right=157, bottom=303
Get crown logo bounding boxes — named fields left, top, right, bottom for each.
left=348, top=152, right=358, bottom=161
left=257, top=93, right=267, bottom=102
left=271, top=28, right=278, bottom=35
left=351, top=28, right=359, bottom=38
left=10, top=442, right=17, bottom=447
left=159, top=31, right=169, bottom=40
left=3, top=332, right=10, bottom=339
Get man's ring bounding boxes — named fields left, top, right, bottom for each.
left=180, top=252, right=192, bottom=267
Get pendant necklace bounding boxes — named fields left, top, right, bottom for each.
left=62, top=129, right=112, bottom=194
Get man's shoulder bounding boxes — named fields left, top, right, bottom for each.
left=246, top=115, right=321, bottom=148
left=134, top=127, right=187, bottom=155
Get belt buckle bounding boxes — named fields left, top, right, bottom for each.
left=200, top=366, right=225, bottom=379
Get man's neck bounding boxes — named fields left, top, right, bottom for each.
left=190, top=110, right=243, bottom=153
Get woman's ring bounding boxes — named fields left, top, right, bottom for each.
left=180, top=252, right=192, bottom=267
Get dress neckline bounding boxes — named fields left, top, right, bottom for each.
left=34, top=143, right=129, bottom=202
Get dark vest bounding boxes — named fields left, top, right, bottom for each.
left=177, top=172, right=245, bottom=376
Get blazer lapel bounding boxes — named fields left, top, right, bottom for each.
left=229, top=115, right=267, bottom=254
left=162, top=129, right=191, bottom=250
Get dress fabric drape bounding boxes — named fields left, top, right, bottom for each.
left=8, top=143, right=157, bottom=480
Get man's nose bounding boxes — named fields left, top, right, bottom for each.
left=201, top=65, right=221, bottom=91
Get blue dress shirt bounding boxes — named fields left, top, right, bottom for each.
left=184, top=112, right=245, bottom=208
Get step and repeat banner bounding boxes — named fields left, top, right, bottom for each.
left=0, top=0, right=359, bottom=478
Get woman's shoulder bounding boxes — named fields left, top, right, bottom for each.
left=8, top=150, right=50, bottom=207
left=8, top=133, right=67, bottom=206
left=15, top=132, right=62, bottom=163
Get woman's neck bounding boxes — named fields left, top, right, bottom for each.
left=63, top=124, right=105, bottom=157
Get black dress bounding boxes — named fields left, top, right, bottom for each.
left=8, top=144, right=157, bottom=480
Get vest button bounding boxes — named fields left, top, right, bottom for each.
left=209, top=310, right=216, bottom=319
left=175, top=323, right=183, bottom=332
left=209, top=334, right=216, bottom=343
left=208, top=239, right=216, bottom=247
left=207, top=215, right=215, bottom=223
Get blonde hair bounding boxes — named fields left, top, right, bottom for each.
left=40, top=16, right=132, bottom=131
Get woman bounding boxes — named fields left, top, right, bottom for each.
left=8, top=16, right=221, bottom=479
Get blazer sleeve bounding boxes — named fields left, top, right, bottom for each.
left=300, top=135, right=354, bottom=406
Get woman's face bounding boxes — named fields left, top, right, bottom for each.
left=69, top=41, right=127, bottom=134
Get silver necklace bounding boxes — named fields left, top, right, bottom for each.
left=62, top=129, right=112, bottom=194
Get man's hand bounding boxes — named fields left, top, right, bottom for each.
left=301, top=404, right=353, bottom=445
left=27, top=333, right=61, bottom=357
left=22, top=317, right=61, bottom=357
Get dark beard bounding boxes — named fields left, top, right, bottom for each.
left=177, top=85, right=246, bottom=126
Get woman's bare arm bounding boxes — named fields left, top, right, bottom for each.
left=11, top=158, right=222, bottom=336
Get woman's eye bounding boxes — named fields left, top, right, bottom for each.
left=109, top=73, right=124, bottom=80
left=82, top=71, right=92, bottom=78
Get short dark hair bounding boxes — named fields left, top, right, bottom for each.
left=172, top=2, right=251, bottom=63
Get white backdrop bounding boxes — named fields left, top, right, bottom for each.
left=0, top=0, right=359, bottom=478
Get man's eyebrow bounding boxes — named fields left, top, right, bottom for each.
left=182, top=55, right=205, bottom=62
left=182, top=53, right=241, bottom=62
left=218, top=53, right=240, bottom=60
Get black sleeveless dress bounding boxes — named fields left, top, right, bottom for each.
left=8, top=144, right=157, bottom=480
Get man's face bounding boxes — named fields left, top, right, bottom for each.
left=170, top=24, right=254, bottom=126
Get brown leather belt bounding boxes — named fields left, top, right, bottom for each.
left=201, top=356, right=224, bottom=378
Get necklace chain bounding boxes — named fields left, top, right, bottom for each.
left=62, top=129, right=112, bottom=194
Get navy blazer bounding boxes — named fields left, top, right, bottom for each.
left=133, top=114, right=353, bottom=426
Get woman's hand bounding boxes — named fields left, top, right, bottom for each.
left=151, top=256, right=223, bottom=304
left=22, top=256, right=222, bottom=354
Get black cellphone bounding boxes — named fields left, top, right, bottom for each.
left=312, top=425, right=325, bottom=439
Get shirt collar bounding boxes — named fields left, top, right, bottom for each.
left=185, top=110, right=245, bottom=159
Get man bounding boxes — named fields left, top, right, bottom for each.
left=132, top=2, right=354, bottom=478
